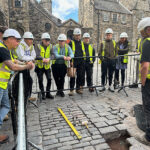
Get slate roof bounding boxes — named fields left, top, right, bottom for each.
left=94, top=0, right=132, bottom=14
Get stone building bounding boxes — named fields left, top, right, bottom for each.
left=79, top=0, right=150, bottom=50
left=1, top=0, right=81, bottom=44
left=1, top=0, right=150, bottom=48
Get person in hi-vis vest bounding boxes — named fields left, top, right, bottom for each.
left=35, top=33, right=54, bottom=100
left=52, top=34, right=74, bottom=97
left=0, top=29, right=34, bottom=144
left=68, top=28, right=86, bottom=96
left=98, top=28, right=116, bottom=92
left=114, top=32, right=130, bottom=89
left=137, top=17, right=150, bottom=144
left=82, top=33, right=95, bottom=92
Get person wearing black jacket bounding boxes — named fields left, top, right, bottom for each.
left=114, top=32, right=130, bottom=88
left=82, top=33, right=95, bottom=92
left=68, top=28, right=86, bottom=96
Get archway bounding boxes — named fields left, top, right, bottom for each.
left=67, top=30, right=73, bottom=40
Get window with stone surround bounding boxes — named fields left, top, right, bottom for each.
left=45, top=23, right=51, bottom=31
left=103, top=12, right=109, bottom=22
left=121, top=14, right=126, bottom=24
left=113, top=32, right=118, bottom=41
left=15, top=0, right=22, bottom=7
left=112, top=13, right=118, bottom=23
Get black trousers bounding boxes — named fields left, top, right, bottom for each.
left=70, top=63, right=85, bottom=90
left=115, top=69, right=125, bottom=85
left=101, top=59, right=115, bottom=86
left=13, top=69, right=33, bottom=107
left=52, top=64, right=67, bottom=91
left=84, top=63, right=93, bottom=87
left=142, top=79, right=150, bottom=140
left=36, top=67, right=51, bottom=93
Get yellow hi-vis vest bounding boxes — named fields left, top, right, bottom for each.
left=36, top=44, right=52, bottom=70
left=137, top=38, right=142, bottom=53
left=82, top=44, right=94, bottom=63
left=71, top=40, right=86, bottom=60
left=12, top=49, right=18, bottom=59
left=116, top=43, right=130, bottom=64
left=139, top=38, right=150, bottom=80
left=0, top=43, right=14, bottom=89
left=52, top=44, right=68, bottom=66
left=99, top=40, right=116, bottom=64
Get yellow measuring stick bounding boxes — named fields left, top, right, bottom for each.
left=57, top=107, right=82, bottom=140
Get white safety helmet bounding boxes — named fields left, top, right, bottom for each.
left=57, top=34, right=67, bottom=41
left=3, top=28, right=21, bottom=39
left=23, top=32, right=34, bottom=39
left=41, top=33, right=51, bottom=40
left=137, top=17, right=150, bottom=32
left=105, top=28, right=113, bottom=34
left=120, top=32, right=128, bottom=38
left=83, top=33, right=90, bottom=38
left=73, top=28, right=81, bottom=35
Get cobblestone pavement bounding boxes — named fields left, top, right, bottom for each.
left=26, top=86, right=148, bottom=150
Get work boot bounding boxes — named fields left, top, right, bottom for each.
left=76, top=89, right=83, bottom=94
left=99, top=86, right=106, bottom=92
left=80, top=86, right=83, bottom=92
left=108, top=85, right=114, bottom=92
left=28, top=97, right=36, bottom=101
left=46, top=93, right=54, bottom=99
left=56, top=91, right=61, bottom=96
left=68, top=90, right=74, bottom=96
left=42, top=93, right=46, bottom=100
left=0, top=135, right=9, bottom=144
left=89, top=88, right=94, bottom=92
left=3, top=115, right=9, bottom=121
left=60, top=91, right=65, bottom=97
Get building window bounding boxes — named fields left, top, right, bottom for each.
left=45, top=23, right=51, bottom=31
left=112, top=14, right=118, bottom=23
left=103, top=12, right=109, bottom=22
left=121, top=15, right=126, bottom=24
left=15, top=0, right=22, bottom=7
left=113, top=32, right=118, bottom=41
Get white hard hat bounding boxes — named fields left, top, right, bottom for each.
left=23, top=32, right=34, bottom=39
left=105, top=28, right=113, bottom=34
left=137, top=17, right=150, bottom=32
left=57, top=34, right=67, bottom=41
left=73, top=28, right=81, bottom=35
left=83, top=33, right=90, bottom=38
left=41, top=33, right=51, bottom=40
left=120, top=32, right=128, bottom=38
left=3, top=28, right=21, bottom=39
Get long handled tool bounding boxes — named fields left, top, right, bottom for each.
left=57, top=107, right=82, bottom=140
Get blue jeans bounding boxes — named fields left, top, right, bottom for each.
left=0, top=88, right=10, bottom=125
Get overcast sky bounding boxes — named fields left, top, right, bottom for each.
left=37, top=0, right=79, bottom=22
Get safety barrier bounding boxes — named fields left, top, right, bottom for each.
left=32, top=53, right=141, bottom=99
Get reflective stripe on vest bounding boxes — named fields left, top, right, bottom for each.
left=82, top=44, right=93, bottom=63
left=52, top=44, right=68, bottom=65
left=139, top=38, right=150, bottom=79
left=102, top=40, right=116, bottom=56
left=12, top=49, right=18, bottom=59
left=36, top=44, right=52, bottom=70
left=71, top=40, right=86, bottom=59
left=0, top=43, right=14, bottom=89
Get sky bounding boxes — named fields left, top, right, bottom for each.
left=37, top=0, right=79, bottom=22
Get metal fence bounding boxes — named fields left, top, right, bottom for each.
left=32, top=53, right=141, bottom=98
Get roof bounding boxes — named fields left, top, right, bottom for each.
left=94, top=0, right=132, bottom=14
left=61, top=19, right=81, bottom=27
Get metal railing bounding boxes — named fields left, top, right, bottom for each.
left=16, top=73, right=26, bottom=150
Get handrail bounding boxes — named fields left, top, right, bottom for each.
left=17, top=73, right=26, bottom=150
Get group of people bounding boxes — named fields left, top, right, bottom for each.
left=0, top=16, right=150, bottom=145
